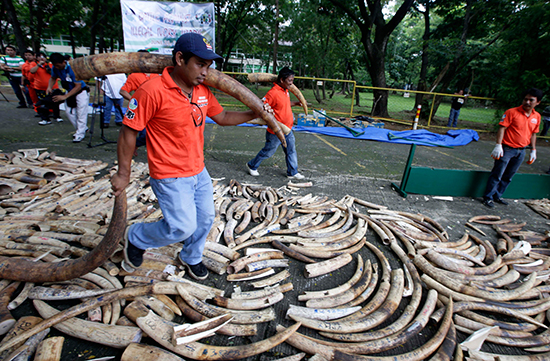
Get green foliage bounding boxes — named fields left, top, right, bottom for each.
left=2, top=0, right=548, bottom=113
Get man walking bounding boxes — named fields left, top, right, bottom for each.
left=482, top=88, right=543, bottom=207
left=111, top=33, right=270, bottom=280
left=246, top=67, right=305, bottom=179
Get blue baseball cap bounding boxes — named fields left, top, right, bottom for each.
left=174, top=33, right=222, bottom=61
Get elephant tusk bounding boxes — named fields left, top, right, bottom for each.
left=332, top=297, right=453, bottom=361
left=33, top=300, right=142, bottom=348
left=298, top=255, right=365, bottom=301
left=135, top=308, right=301, bottom=360
left=0, top=192, right=126, bottom=283
left=70, top=53, right=286, bottom=146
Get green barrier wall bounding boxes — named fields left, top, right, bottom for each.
left=403, top=167, right=550, bottom=199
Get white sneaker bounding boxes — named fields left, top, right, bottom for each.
left=288, top=172, right=305, bottom=180
left=38, top=120, right=52, bottom=125
left=56, top=118, right=63, bottom=122
left=246, top=163, right=259, bottom=176
left=73, top=134, right=85, bottom=143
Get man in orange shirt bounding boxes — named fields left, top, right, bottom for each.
left=119, top=49, right=160, bottom=148
left=111, top=33, right=270, bottom=280
left=21, top=50, right=38, bottom=107
left=31, top=52, right=63, bottom=125
left=482, top=88, right=543, bottom=207
left=246, top=67, right=305, bottom=179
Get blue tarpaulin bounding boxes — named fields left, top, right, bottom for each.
left=205, top=118, right=479, bottom=147
left=293, top=126, right=480, bottom=147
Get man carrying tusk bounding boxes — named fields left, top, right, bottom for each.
left=111, top=33, right=271, bottom=280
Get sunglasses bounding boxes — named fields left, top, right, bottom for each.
left=191, top=102, right=203, bottom=127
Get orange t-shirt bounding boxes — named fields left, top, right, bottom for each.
left=21, top=61, right=36, bottom=86
left=33, top=63, right=58, bottom=91
left=123, top=67, right=223, bottom=179
left=263, top=83, right=293, bottom=134
left=120, top=73, right=160, bottom=93
left=500, top=106, right=540, bottom=148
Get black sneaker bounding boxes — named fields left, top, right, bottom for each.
left=482, top=198, right=495, bottom=208
left=494, top=198, right=509, bottom=206
left=16, top=104, right=27, bottom=108
left=178, top=255, right=208, bottom=280
left=121, top=226, right=144, bottom=272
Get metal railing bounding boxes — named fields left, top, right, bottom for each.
left=213, top=72, right=520, bottom=135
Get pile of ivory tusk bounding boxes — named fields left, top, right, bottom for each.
left=1, top=148, right=550, bottom=361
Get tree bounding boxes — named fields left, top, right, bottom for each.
left=2, top=0, right=27, bottom=51
left=326, top=0, right=414, bottom=117
left=426, top=0, right=515, bottom=115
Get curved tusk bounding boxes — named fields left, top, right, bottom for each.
left=174, top=295, right=257, bottom=337
left=34, top=300, right=142, bottom=348
left=290, top=269, right=404, bottom=333
left=304, top=253, right=353, bottom=278
left=306, top=259, right=372, bottom=309
left=315, top=289, right=438, bottom=354
left=332, top=297, right=453, bottom=361
left=0, top=192, right=127, bottom=282
left=70, top=53, right=286, bottom=146
left=299, top=255, right=365, bottom=301
left=135, top=308, right=301, bottom=360
left=176, top=285, right=275, bottom=324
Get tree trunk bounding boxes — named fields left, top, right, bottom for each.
left=367, top=51, right=388, bottom=117
left=328, top=0, right=414, bottom=118
left=2, top=0, right=27, bottom=52
left=32, top=0, right=45, bottom=53
left=312, top=73, right=323, bottom=104
left=69, top=26, right=77, bottom=59
left=414, top=0, right=430, bottom=110
left=272, top=0, right=279, bottom=74
left=89, top=0, right=101, bottom=55
left=0, top=1, right=6, bottom=52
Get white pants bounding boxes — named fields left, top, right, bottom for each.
left=65, top=90, right=90, bottom=139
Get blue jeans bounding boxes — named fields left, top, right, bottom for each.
left=8, top=76, right=26, bottom=106
left=136, top=129, right=147, bottom=148
left=447, top=108, right=460, bottom=127
left=483, top=146, right=525, bottom=200
left=103, top=96, right=124, bottom=125
left=248, top=130, right=299, bottom=176
left=128, top=167, right=215, bottom=265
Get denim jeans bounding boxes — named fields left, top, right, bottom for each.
left=103, top=96, right=124, bottom=125
left=483, top=146, right=525, bottom=200
left=128, top=167, right=215, bottom=265
left=447, top=108, right=460, bottom=127
left=248, top=130, right=299, bottom=176
left=8, top=76, right=26, bottom=106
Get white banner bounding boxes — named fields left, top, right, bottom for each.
left=120, top=1, right=216, bottom=55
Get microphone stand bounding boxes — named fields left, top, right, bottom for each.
left=88, top=75, right=116, bottom=148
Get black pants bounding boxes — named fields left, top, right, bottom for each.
left=35, top=89, right=63, bottom=121
left=541, top=118, right=550, bottom=137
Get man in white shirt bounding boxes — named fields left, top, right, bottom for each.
left=97, top=73, right=127, bottom=127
